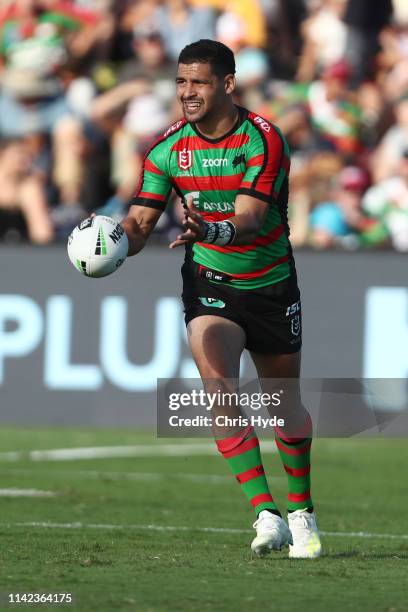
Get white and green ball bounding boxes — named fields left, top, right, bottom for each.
left=67, top=215, right=128, bottom=278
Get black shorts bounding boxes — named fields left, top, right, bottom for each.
left=181, top=263, right=302, bottom=354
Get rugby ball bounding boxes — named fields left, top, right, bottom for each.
left=67, top=215, right=128, bottom=278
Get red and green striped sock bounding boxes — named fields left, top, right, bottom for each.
left=216, top=426, right=279, bottom=516
left=275, top=434, right=313, bottom=512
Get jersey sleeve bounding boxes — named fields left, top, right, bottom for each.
left=130, top=140, right=172, bottom=210
left=237, top=122, right=291, bottom=204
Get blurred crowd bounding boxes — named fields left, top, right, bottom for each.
left=0, top=0, right=407, bottom=250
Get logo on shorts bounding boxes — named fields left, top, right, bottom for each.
left=199, top=297, right=225, bottom=308
left=291, top=314, right=301, bottom=336
left=286, top=301, right=301, bottom=317
left=178, top=148, right=193, bottom=170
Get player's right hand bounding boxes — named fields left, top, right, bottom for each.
left=169, top=195, right=205, bottom=249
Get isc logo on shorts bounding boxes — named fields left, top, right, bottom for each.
left=286, top=301, right=300, bottom=317
left=202, top=158, right=228, bottom=167
left=286, top=301, right=301, bottom=339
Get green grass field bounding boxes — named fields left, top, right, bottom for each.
left=0, top=428, right=407, bottom=611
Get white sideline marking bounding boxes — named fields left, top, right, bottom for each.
left=0, top=442, right=277, bottom=462
left=320, top=530, right=408, bottom=540
left=0, top=489, right=56, bottom=498
left=3, top=521, right=408, bottom=541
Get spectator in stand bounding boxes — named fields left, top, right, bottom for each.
left=118, top=25, right=176, bottom=106
left=379, top=16, right=408, bottom=74
left=113, top=0, right=160, bottom=62
left=215, top=10, right=269, bottom=108
left=0, top=138, right=54, bottom=244
left=274, top=60, right=362, bottom=158
left=362, top=149, right=408, bottom=251
left=309, top=165, right=371, bottom=248
left=154, top=0, right=216, bottom=62
left=356, top=81, right=385, bottom=150
left=288, top=152, right=344, bottom=247
left=379, top=12, right=408, bottom=102
left=191, top=0, right=267, bottom=48
left=306, top=60, right=362, bottom=157
left=372, top=93, right=408, bottom=182
left=343, top=0, right=393, bottom=85
left=264, top=0, right=307, bottom=79
left=0, top=0, right=102, bottom=137
left=296, top=0, right=348, bottom=82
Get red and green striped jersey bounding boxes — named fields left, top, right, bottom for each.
left=131, top=106, right=294, bottom=289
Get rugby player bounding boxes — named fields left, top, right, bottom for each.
left=121, top=39, right=321, bottom=558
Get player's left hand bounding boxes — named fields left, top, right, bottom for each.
left=169, top=195, right=205, bottom=249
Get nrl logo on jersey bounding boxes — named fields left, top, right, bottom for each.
left=178, top=148, right=193, bottom=170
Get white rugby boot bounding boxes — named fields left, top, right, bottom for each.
left=251, top=511, right=293, bottom=556
left=288, top=509, right=322, bottom=558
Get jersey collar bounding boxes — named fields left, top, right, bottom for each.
left=190, top=106, right=248, bottom=143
